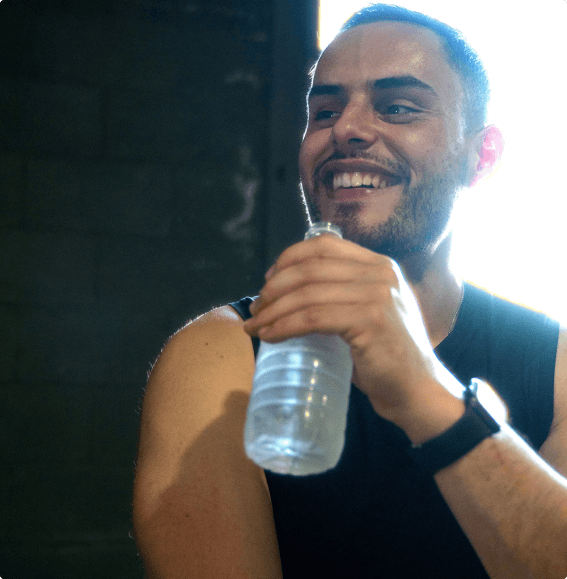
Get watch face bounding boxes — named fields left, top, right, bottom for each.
left=470, top=397, right=501, bottom=435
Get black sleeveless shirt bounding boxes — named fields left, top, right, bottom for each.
left=230, top=282, right=559, bottom=578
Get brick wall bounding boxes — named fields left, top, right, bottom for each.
left=0, top=0, right=315, bottom=576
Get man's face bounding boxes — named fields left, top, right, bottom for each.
left=299, top=21, right=472, bottom=261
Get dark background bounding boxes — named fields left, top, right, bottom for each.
left=0, top=0, right=317, bottom=576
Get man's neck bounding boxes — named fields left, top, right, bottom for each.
left=400, top=234, right=463, bottom=348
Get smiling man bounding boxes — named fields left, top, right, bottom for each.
left=132, top=5, right=567, bottom=578
left=301, top=24, right=470, bottom=263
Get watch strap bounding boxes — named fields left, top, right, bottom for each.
left=407, top=379, right=501, bottom=476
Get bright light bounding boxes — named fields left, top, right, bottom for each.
left=318, top=1, right=567, bottom=323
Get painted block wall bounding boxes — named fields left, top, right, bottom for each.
left=0, top=0, right=313, bottom=576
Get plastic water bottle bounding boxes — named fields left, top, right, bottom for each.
left=244, top=222, right=353, bottom=476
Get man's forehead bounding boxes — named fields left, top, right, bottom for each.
left=313, top=21, right=455, bottom=91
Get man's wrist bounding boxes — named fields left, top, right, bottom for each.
left=407, top=379, right=503, bottom=476
left=391, top=378, right=467, bottom=446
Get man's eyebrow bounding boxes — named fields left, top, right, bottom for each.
left=373, top=75, right=436, bottom=93
left=308, top=75, right=437, bottom=99
left=307, top=84, right=342, bottom=99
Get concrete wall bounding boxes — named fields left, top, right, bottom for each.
left=0, top=0, right=315, bottom=576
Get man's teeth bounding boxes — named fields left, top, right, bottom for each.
left=333, top=172, right=389, bottom=190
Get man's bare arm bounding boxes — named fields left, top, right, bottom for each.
left=434, top=328, right=567, bottom=579
left=132, top=306, right=282, bottom=578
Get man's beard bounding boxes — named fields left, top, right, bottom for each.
left=301, top=154, right=469, bottom=263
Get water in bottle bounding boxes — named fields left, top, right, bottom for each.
left=244, top=222, right=353, bottom=476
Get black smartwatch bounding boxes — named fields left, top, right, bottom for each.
left=407, top=379, right=502, bottom=476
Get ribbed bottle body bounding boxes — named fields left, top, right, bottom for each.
left=244, top=223, right=353, bottom=475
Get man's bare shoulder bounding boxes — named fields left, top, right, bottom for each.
left=166, top=304, right=250, bottom=354
left=141, top=304, right=256, bottom=431
left=152, top=304, right=254, bottom=382
left=135, top=303, right=258, bottom=508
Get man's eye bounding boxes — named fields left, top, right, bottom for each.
left=314, top=110, right=339, bottom=121
left=381, top=104, right=421, bottom=122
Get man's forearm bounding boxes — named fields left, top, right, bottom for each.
left=435, top=424, right=567, bottom=579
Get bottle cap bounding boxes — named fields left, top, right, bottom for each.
left=305, top=222, right=343, bottom=240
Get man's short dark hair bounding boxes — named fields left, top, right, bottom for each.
left=338, top=3, right=490, bottom=135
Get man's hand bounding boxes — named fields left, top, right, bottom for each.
left=243, top=234, right=464, bottom=443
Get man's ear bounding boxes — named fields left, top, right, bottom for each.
left=468, top=125, right=504, bottom=187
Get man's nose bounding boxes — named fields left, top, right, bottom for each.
left=331, top=102, right=379, bottom=150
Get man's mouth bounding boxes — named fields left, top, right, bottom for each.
left=315, top=159, right=408, bottom=199
left=332, top=171, right=402, bottom=191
